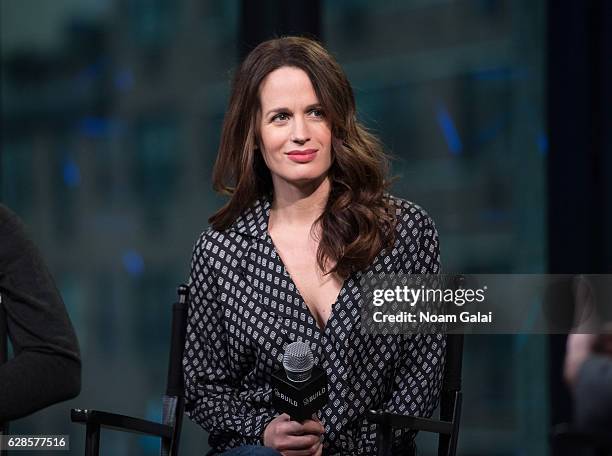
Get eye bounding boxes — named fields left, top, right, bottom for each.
left=309, top=108, right=325, bottom=118
left=271, top=112, right=290, bottom=122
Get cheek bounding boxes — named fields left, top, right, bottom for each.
left=259, top=135, right=283, bottom=170
left=260, top=128, right=286, bottom=156
left=318, top=126, right=333, bottom=155
left=315, top=122, right=332, bottom=143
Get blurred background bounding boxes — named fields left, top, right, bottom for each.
left=1, top=0, right=610, bottom=455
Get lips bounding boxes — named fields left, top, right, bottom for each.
left=286, top=149, right=318, bottom=163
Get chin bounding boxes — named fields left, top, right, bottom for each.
left=281, top=171, right=329, bottom=188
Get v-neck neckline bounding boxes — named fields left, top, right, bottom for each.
left=263, top=231, right=349, bottom=334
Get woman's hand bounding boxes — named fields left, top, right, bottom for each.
left=263, top=413, right=324, bottom=456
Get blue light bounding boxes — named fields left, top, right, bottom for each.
left=475, top=114, right=506, bottom=145
left=62, top=159, right=81, bottom=188
left=77, top=117, right=109, bottom=138
left=114, top=69, right=134, bottom=92
left=537, top=132, right=548, bottom=155
left=76, top=56, right=108, bottom=81
left=122, top=250, right=145, bottom=277
left=77, top=117, right=124, bottom=139
left=436, top=104, right=463, bottom=155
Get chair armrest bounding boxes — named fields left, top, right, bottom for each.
left=552, top=423, right=612, bottom=449
left=367, top=410, right=453, bottom=435
left=71, top=408, right=173, bottom=439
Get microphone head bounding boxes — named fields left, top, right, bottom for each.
left=282, top=341, right=314, bottom=382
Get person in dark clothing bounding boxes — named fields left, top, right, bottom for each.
left=0, top=204, right=81, bottom=422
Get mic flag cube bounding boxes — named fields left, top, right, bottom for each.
left=272, top=365, right=328, bottom=421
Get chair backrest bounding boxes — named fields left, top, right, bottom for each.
left=438, top=333, right=464, bottom=456
left=442, top=334, right=464, bottom=396
left=436, top=275, right=466, bottom=456
left=160, top=284, right=189, bottom=456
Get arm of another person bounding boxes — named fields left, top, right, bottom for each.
left=183, top=234, right=276, bottom=448
left=0, top=205, right=81, bottom=421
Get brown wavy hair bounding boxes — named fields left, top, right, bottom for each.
left=210, top=36, right=396, bottom=278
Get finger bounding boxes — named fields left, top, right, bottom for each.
left=308, top=440, right=322, bottom=453
left=299, top=419, right=325, bottom=435
left=278, top=434, right=321, bottom=451
left=283, top=419, right=323, bottom=436
left=281, top=419, right=312, bottom=436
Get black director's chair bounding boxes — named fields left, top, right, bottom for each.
left=367, top=333, right=464, bottom=456
left=70, top=285, right=189, bottom=456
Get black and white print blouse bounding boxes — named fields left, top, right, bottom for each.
left=183, top=194, right=445, bottom=455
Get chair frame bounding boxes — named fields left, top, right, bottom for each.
left=71, top=285, right=188, bottom=456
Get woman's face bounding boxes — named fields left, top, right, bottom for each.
left=257, top=66, right=333, bottom=189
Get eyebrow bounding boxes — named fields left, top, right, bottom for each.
left=264, top=104, right=322, bottom=117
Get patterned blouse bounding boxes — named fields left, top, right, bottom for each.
left=183, top=194, right=445, bottom=455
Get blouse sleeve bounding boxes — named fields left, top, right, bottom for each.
left=182, top=234, right=275, bottom=449
left=361, top=209, right=446, bottom=453
left=384, top=332, right=446, bottom=451
left=391, top=211, right=445, bottom=448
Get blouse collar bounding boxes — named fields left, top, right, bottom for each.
left=226, top=194, right=272, bottom=240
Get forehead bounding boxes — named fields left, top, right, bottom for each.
left=259, top=66, right=319, bottom=108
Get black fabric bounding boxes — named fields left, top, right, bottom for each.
left=574, top=354, right=612, bottom=432
left=183, top=195, right=445, bottom=455
left=0, top=204, right=81, bottom=421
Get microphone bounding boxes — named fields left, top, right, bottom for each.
left=272, top=341, right=328, bottom=421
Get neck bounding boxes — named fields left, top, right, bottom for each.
left=269, top=176, right=330, bottom=229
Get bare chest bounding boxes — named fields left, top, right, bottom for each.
left=269, top=234, right=342, bottom=330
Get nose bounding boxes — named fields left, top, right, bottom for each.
left=290, top=115, right=310, bottom=145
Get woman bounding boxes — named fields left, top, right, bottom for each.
left=183, top=36, right=445, bottom=456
